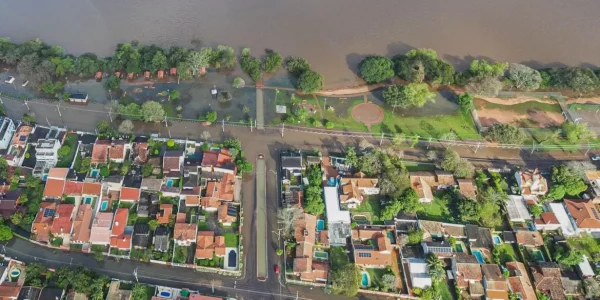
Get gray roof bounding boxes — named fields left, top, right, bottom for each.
left=141, top=178, right=163, bottom=191
left=154, top=227, right=170, bottom=252
left=503, top=231, right=516, bottom=243
left=164, top=150, right=184, bottom=157
left=281, top=156, right=302, bottom=169
left=133, top=224, right=151, bottom=248
left=471, top=227, right=493, bottom=249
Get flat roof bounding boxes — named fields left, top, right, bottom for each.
left=324, top=186, right=350, bottom=224
left=579, top=255, right=595, bottom=277
left=549, top=202, right=577, bottom=236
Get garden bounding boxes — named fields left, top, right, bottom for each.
left=173, top=245, right=193, bottom=264
left=195, top=254, right=224, bottom=268
left=350, top=195, right=381, bottom=224
left=56, top=133, right=78, bottom=168
left=223, top=233, right=239, bottom=247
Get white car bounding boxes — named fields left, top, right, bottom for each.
left=4, top=76, right=15, bottom=84
left=21, top=80, right=29, bottom=87
left=592, top=156, right=600, bottom=161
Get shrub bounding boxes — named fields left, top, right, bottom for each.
left=285, top=56, right=310, bottom=76
left=166, top=139, right=175, bottom=147
left=240, top=48, right=262, bottom=82
left=217, top=91, right=232, bottom=103
left=325, top=121, right=334, bottom=129
left=263, top=50, right=283, bottom=73
left=232, top=77, right=245, bottom=88
left=297, top=70, right=323, bottom=93
left=205, top=111, right=217, bottom=123
left=58, top=145, right=71, bottom=158
left=359, top=56, right=395, bottom=84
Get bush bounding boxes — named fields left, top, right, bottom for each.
left=325, top=121, right=334, bottom=129
left=57, top=145, right=71, bottom=158
left=486, top=123, right=526, bottom=144
left=142, top=164, right=153, bottom=177
left=205, top=111, right=217, bottom=123
left=359, top=56, right=395, bottom=84
left=297, top=70, right=323, bottom=93
left=285, top=56, right=310, bottom=76
left=166, top=139, right=175, bottom=147
left=263, top=50, right=283, bottom=73
left=240, top=48, right=262, bottom=82
left=217, top=91, right=232, bottom=103
left=232, top=77, right=245, bottom=88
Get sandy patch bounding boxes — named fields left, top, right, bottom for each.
left=477, top=108, right=564, bottom=128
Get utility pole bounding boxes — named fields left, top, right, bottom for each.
left=281, top=123, right=284, bottom=137
left=530, top=141, right=536, bottom=155
left=108, top=106, right=113, bottom=123
left=323, top=98, right=327, bottom=109
left=164, top=116, right=168, bottom=128
left=250, top=118, right=253, bottom=132
left=56, top=104, right=62, bottom=117
left=586, top=143, right=591, bottom=155
left=473, top=142, right=480, bottom=153
left=211, top=280, right=214, bottom=293
left=0, top=92, right=3, bottom=104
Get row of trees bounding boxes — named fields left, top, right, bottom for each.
left=358, top=48, right=600, bottom=96
left=285, top=57, right=323, bottom=93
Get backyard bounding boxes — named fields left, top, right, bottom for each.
left=223, top=233, right=239, bottom=247
left=330, top=246, right=349, bottom=269
left=196, top=254, right=224, bottom=268
left=567, top=233, right=600, bottom=262
left=56, top=133, right=78, bottom=168
left=173, top=245, right=193, bottom=264
left=418, top=192, right=455, bottom=223
left=493, top=243, right=518, bottom=265
left=350, top=195, right=381, bottom=223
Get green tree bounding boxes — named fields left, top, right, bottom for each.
left=407, top=228, right=423, bottom=245
left=99, top=165, right=109, bottom=177
left=466, top=76, right=503, bottom=96
left=468, top=59, right=508, bottom=78
left=217, top=91, right=232, bottom=103
left=551, top=165, right=588, bottom=197
left=39, top=81, right=64, bottom=98
left=205, top=111, right=217, bottom=123
left=457, top=93, right=474, bottom=112
left=562, top=122, right=596, bottom=143
left=325, top=121, right=334, bottom=129
left=25, top=263, right=47, bottom=287
left=232, top=77, right=245, bottom=88
left=296, top=70, right=323, bottom=93
left=58, top=145, right=71, bottom=158
left=487, top=123, right=526, bottom=144
left=359, top=56, right=395, bottom=84
left=117, top=103, right=142, bottom=120
left=263, top=50, right=283, bottom=73
left=141, top=101, right=165, bottom=122
left=344, top=146, right=358, bottom=167
left=103, top=75, right=120, bottom=91
left=118, top=120, right=134, bottom=134
left=131, top=284, right=148, bottom=300
left=169, top=90, right=180, bottom=101
left=584, top=277, right=600, bottom=299
left=224, top=137, right=242, bottom=151
left=554, top=244, right=583, bottom=265
left=150, top=51, right=168, bottom=73
left=530, top=205, right=543, bottom=217
left=382, top=83, right=435, bottom=108
left=285, top=56, right=310, bottom=76
left=358, top=151, right=382, bottom=176
left=331, top=264, right=360, bottom=296
left=0, top=225, right=13, bottom=241
left=426, top=253, right=445, bottom=283
left=74, top=53, right=101, bottom=77
left=546, top=67, right=599, bottom=93
left=10, top=213, right=22, bottom=225
left=304, top=185, right=325, bottom=216
left=240, top=48, right=262, bottom=82
left=506, top=63, right=542, bottom=91
left=394, top=48, right=455, bottom=85
left=276, top=248, right=284, bottom=256
left=186, top=48, right=212, bottom=76
left=142, top=164, right=154, bottom=177
left=381, top=273, right=396, bottom=292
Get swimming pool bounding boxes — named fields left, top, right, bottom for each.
left=472, top=250, right=485, bottom=264
left=166, top=179, right=174, bottom=187
left=90, top=169, right=99, bottom=177
left=531, top=249, right=545, bottom=262
left=493, top=235, right=502, bottom=245
left=455, top=243, right=464, bottom=253
left=316, top=219, right=325, bottom=231
left=84, top=197, right=93, bottom=204
left=100, top=200, right=109, bottom=211
left=314, top=251, right=329, bottom=261
left=159, top=291, right=172, bottom=298
left=360, top=272, right=370, bottom=288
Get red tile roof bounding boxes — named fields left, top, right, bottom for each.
left=48, top=168, right=69, bottom=179
left=72, top=204, right=93, bottom=243
left=186, top=196, right=200, bottom=206
left=63, top=181, right=84, bottom=196
left=82, top=182, right=102, bottom=195
left=111, top=208, right=128, bottom=236
left=31, top=202, right=56, bottom=242
left=134, top=142, right=148, bottom=164
left=515, top=231, right=544, bottom=246
left=43, top=178, right=65, bottom=198
left=195, top=231, right=226, bottom=259
left=110, top=234, right=131, bottom=250
left=50, top=204, right=75, bottom=235
left=91, top=140, right=110, bottom=163
left=174, top=223, right=197, bottom=241
left=157, top=204, right=172, bottom=224
left=163, top=157, right=181, bottom=171
left=564, top=199, right=600, bottom=229
left=535, top=212, right=559, bottom=225
left=120, top=187, right=140, bottom=201
left=109, top=144, right=125, bottom=160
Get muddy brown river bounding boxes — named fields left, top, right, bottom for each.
left=1, top=0, right=599, bottom=88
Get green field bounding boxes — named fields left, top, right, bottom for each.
left=350, top=195, right=381, bottom=222
left=418, top=195, right=453, bottom=223
left=321, top=98, right=369, bottom=132
left=223, top=233, right=239, bottom=247
left=371, top=110, right=481, bottom=140
left=475, top=99, right=562, bottom=114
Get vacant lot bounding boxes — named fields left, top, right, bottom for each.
left=475, top=99, right=564, bottom=128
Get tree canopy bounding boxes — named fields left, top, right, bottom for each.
left=562, top=122, right=596, bottom=143
left=359, top=56, right=395, bottom=84
left=506, top=63, right=542, bottom=91
left=296, top=70, right=323, bottom=93
left=141, top=101, right=165, bottom=122
left=468, top=59, right=507, bottom=78
left=550, top=165, right=588, bottom=197
left=382, top=83, right=435, bottom=108
left=331, top=263, right=360, bottom=296
left=486, top=123, right=526, bottom=144
left=240, top=48, right=262, bottom=82
left=285, top=56, right=310, bottom=76
left=441, top=149, right=474, bottom=178
left=263, top=50, right=283, bottom=73
left=394, top=48, right=455, bottom=84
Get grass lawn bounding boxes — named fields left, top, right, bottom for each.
left=162, top=102, right=177, bottom=118
left=173, top=245, right=189, bottom=264
left=329, top=246, right=349, bottom=270
left=321, top=98, right=369, bottom=132
left=474, top=98, right=562, bottom=114
left=371, top=110, right=481, bottom=140
left=56, top=133, right=78, bottom=168
left=434, top=281, right=454, bottom=300
left=366, top=268, right=390, bottom=290
left=223, top=233, right=239, bottom=247
left=418, top=195, right=453, bottom=222
left=198, top=221, right=209, bottom=231
left=494, top=243, right=518, bottom=265
left=350, top=195, right=381, bottom=222
left=568, top=103, right=600, bottom=111
left=69, top=244, right=83, bottom=251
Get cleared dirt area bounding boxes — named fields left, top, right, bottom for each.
left=475, top=99, right=565, bottom=128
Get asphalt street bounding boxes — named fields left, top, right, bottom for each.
left=0, top=95, right=595, bottom=300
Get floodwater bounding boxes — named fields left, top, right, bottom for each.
left=1, top=0, right=599, bottom=88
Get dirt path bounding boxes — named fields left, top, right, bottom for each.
left=477, top=108, right=564, bottom=127
left=476, top=95, right=557, bottom=105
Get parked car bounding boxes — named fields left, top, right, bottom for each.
left=273, top=264, right=279, bottom=274
left=4, top=76, right=15, bottom=84
left=592, top=156, right=600, bottom=161
left=21, top=80, right=29, bottom=87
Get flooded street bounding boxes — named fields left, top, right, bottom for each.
left=1, top=0, right=599, bottom=88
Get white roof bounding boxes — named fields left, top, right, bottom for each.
left=506, top=195, right=532, bottom=222
left=579, top=255, right=595, bottom=277
left=549, top=202, right=577, bottom=236
left=324, top=186, right=351, bottom=224
left=408, top=258, right=432, bottom=289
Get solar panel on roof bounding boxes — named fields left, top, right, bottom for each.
left=19, top=136, right=26, bottom=141
left=43, top=209, right=55, bottom=218
left=354, top=244, right=374, bottom=251
left=358, top=252, right=372, bottom=258
left=593, top=208, right=600, bottom=220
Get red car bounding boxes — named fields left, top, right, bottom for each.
left=274, top=264, right=280, bottom=274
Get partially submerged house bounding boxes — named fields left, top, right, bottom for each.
left=409, top=171, right=456, bottom=203
left=515, top=169, right=548, bottom=197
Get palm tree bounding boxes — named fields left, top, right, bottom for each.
left=426, top=253, right=445, bottom=283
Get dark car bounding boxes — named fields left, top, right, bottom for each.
left=274, top=264, right=279, bottom=274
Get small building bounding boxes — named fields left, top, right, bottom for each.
left=153, top=227, right=170, bottom=252
left=506, top=262, right=536, bottom=300
left=201, top=150, right=236, bottom=175
left=217, top=203, right=238, bottom=226
left=534, top=212, right=561, bottom=231
left=163, top=150, right=184, bottom=178
left=353, top=231, right=393, bottom=268
left=502, top=231, right=516, bottom=244
left=421, top=241, right=453, bottom=257
left=515, top=231, right=543, bottom=247
left=132, top=224, right=151, bottom=249
left=577, top=255, right=595, bottom=278
left=110, top=208, right=131, bottom=250
left=409, top=171, right=456, bottom=203
left=457, top=179, right=477, bottom=199
left=89, top=212, right=114, bottom=246
left=339, top=172, right=379, bottom=209
left=505, top=195, right=532, bottom=222
left=0, top=117, right=16, bottom=150
left=324, top=186, right=351, bottom=246
left=407, top=258, right=432, bottom=289
left=31, top=202, right=57, bottom=243
left=452, top=253, right=483, bottom=290
left=68, top=93, right=88, bottom=104
left=91, top=140, right=111, bottom=164
left=71, top=204, right=93, bottom=244
left=0, top=190, right=21, bottom=218
left=481, top=264, right=509, bottom=300
left=50, top=204, right=76, bottom=245
left=515, top=169, right=548, bottom=196
left=157, top=204, right=173, bottom=224
left=281, top=155, right=303, bottom=175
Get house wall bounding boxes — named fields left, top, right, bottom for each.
left=0, top=119, right=15, bottom=150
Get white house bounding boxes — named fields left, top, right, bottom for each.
left=505, top=195, right=532, bottom=222
left=339, top=173, right=379, bottom=209
left=0, top=117, right=16, bottom=150
left=408, top=258, right=432, bottom=289
left=35, top=139, right=61, bottom=165
left=548, top=202, right=578, bottom=237
left=324, top=186, right=351, bottom=246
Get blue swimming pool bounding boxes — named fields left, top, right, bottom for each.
left=84, top=197, right=93, bottom=204
left=360, top=272, right=370, bottom=287
left=493, top=235, right=502, bottom=245
left=316, top=220, right=325, bottom=231
left=472, top=250, right=485, bottom=264
left=159, top=291, right=172, bottom=298
left=166, top=179, right=174, bottom=187
left=90, top=169, right=99, bottom=177
left=100, top=200, right=109, bottom=211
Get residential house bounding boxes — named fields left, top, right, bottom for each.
left=133, top=142, right=149, bottom=165
left=505, top=195, right=532, bottom=222
left=409, top=171, right=456, bottom=203
left=181, top=173, right=200, bottom=196
left=63, top=181, right=84, bottom=198
left=195, top=231, right=226, bottom=260
left=50, top=204, right=76, bottom=245
left=293, top=213, right=327, bottom=282
left=530, top=262, right=565, bottom=300
left=140, top=178, right=163, bottom=192
left=200, top=197, right=220, bottom=212
left=34, top=138, right=61, bottom=172
left=506, top=262, right=536, bottom=300
left=89, top=212, right=113, bottom=245
left=6, top=124, right=33, bottom=166
left=457, top=178, right=477, bottom=199
left=163, top=150, right=184, bottom=177
left=515, top=231, right=543, bottom=247
left=91, top=140, right=111, bottom=164
left=407, top=258, right=432, bottom=289
left=421, top=241, right=453, bottom=257
left=43, top=168, right=69, bottom=200
left=534, top=212, right=561, bottom=231
left=71, top=204, right=93, bottom=244
left=466, top=224, right=493, bottom=260
left=31, top=202, right=57, bottom=243
left=481, top=264, right=509, bottom=300
left=108, top=140, right=129, bottom=163
left=0, top=117, right=16, bottom=150
left=324, top=186, right=351, bottom=246
left=503, top=231, right=517, bottom=244
left=68, top=93, right=88, bottom=103
left=110, top=208, right=131, bottom=250
left=0, top=260, right=25, bottom=299
left=132, top=224, right=151, bottom=249
left=452, top=253, right=483, bottom=291
left=82, top=182, right=102, bottom=202
left=0, top=190, right=21, bottom=218
left=419, top=220, right=444, bottom=240
left=217, top=203, right=238, bottom=226
left=185, top=195, right=201, bottom=207
left=281, top=154, right=303, bottom=177
left=183, top=157, right=201, bottom=175
left=120, top=187, right=140, bottom=202
left=563, top=199, right=600, bottom=236
left=549, top=202, right=578, bottom=237
left=515, top=169, right=548, bottom=197
left=173, top=223, right=197, bottom=246
left=205, top=173, right=235, bottom=202
left=201, top=150, right=237, bottom=175
left=157, top=204, right=173, bottom=224
left=339, top=172, right=379, bottom=209
left=153, top=227, right=170, bottom=252
left=353, top=230, right=393, bottom=268
left=584, top=170, right=600, bottom=203
left=443, top=223, right=466, bottom=239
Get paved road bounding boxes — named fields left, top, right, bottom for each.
left=0, top=95, right=595, bottom=300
